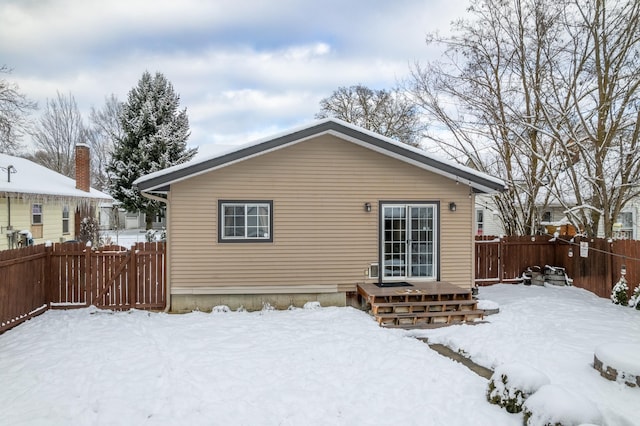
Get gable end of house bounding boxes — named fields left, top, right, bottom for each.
left=134, top=120, right=506, bottom=195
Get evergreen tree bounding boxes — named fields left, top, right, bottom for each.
left=610, top=276, right=629, bottom=306
left=108, top=71, right=197, bottom=229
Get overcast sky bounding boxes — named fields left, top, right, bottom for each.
left=1, top=0, right=468, bottom=156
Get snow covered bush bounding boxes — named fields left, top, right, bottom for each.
left=486, top=363, right=550, bottom=413
left=211, top=305, right=230, bottom=313
left=99, top=235, right=114, bottom=246
left=628, top=285, right=640, bottom=310
left=303, top=301, right=321, bottom=310
left=522, top=384, right=602, bottom=426
left=261, top=302, right=275, bottom=311
left=145, top=228, right=167, bottom=242
left=610, top=276, right=629, bottom=305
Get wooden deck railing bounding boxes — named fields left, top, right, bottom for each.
left=1, top=242, right=165, bottom=334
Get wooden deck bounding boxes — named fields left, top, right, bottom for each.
left=357, top=282, right=484, bottom=329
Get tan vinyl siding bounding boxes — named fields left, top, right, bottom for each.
left=169, top=134, right=474, bottom=292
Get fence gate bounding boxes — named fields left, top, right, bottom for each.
left=475, top=236, right=502, bottom=285
left=49, top=242, right=166, bottom=310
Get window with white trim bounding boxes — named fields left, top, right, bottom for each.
left=615, top=211, right=634, bottom=239
left=219, top=201, right=272, bottom=242
left=476, top=209, right=484, bottom=235
left=32, top=203, right=43, bottom=225
left=62, top=205, right=70, bottom=234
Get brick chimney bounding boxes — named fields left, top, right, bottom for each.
left=75, top=144, right=90, bottom=192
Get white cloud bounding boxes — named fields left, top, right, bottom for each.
left=1, top=0, right=469, bottom=153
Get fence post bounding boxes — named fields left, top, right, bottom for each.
left=498, top=237, right=504, bottom=282
left=129, top=244, right=137, bottom=308
left=85, top=244, right=91, bottom=306
left=607, top=239, right=614, bottom=297
left=43, top=244, right=52, bottom=307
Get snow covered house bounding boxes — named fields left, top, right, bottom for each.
left=475, top=192, right=639, bottom=238
left=0, top=145, right=112, bottom=250
left=134, top=119, right=506, bottom=312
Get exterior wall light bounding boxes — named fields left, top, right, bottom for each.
left=449, top=202, right=457, bottom=212
left=364, top=202, right=372, bottom=212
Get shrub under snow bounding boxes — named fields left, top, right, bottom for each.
left=610, top=276, right=629, bottom=306
left=486, top=363, right=550, bottom=413
left=628, top=284, right=640, bottom=310
left=303, top=301, right=321, bottom=310
left=522, top=384, right=602, bottom=426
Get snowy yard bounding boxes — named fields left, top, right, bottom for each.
left=101, top=228, right=152, bottom=247
left=0, top=285, right=638, bottom=425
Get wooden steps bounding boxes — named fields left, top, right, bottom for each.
left=357, top=282, right=484, bottom=329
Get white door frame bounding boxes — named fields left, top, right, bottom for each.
left=379, top=202, right=439, bottom=282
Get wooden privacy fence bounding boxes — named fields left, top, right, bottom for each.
left=475, top=235, right=640, bottom=299
left=1, top=242, right=165, bottom=334
left=0, top=245, right=48, bottom=334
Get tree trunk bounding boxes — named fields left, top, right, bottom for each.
left=145, top=207, right=154, bottom=230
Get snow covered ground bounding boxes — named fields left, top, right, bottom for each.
left=411, top=284, right=640, bottom=425
left=0, top=284, right=638, bottom=425
left=100, top=228, right=152, bottom=247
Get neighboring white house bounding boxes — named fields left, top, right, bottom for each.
left=98, top=201, right=166, bottom=231
left=475, top=193, right=639, bottom=239
left=474, top=194, right=505, bottom=236
left=0, top=145, right=112, bottom=250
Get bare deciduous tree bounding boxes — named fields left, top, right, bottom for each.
left=30, top=91, right=87, bottom=178
left=87, top=94, right=123, bottom=191
left=316, top=84, right=425, bottom=147
left=544, top=0, right=640, bottom=237
left=411, top=0, right=640, bottom=237
left=0, top=65, right=36, bottom=154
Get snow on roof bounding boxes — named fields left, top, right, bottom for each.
left=134, top=118, right=507, bottom=194
left=0, top=153, right=112, bottom=201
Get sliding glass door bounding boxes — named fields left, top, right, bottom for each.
left=382, top=204, right=437, bottom=280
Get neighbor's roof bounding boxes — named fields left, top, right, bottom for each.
left=0, top=153, right=112, bottom=201
left=134, top=118, right=507, bottom=194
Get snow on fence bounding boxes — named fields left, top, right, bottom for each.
left=475, top=235, right=640, bottom=299
left=1, top=242, right=166, bottom=334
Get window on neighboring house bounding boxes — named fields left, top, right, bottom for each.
left=155, top=208, right=165, bottom=224
left=476, top=209, right=484, bottom=235
left=62, top=205, right=70, bottom=234
left=541, top=211, right=552, bottom=223
left=615, top=211, right=634, bottom=239
left=219, top=201, right=272, bottom=242
left=32, top=203, right=43, bottom=225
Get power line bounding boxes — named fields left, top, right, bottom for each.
left=547, top=233, right=640, bottom=264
